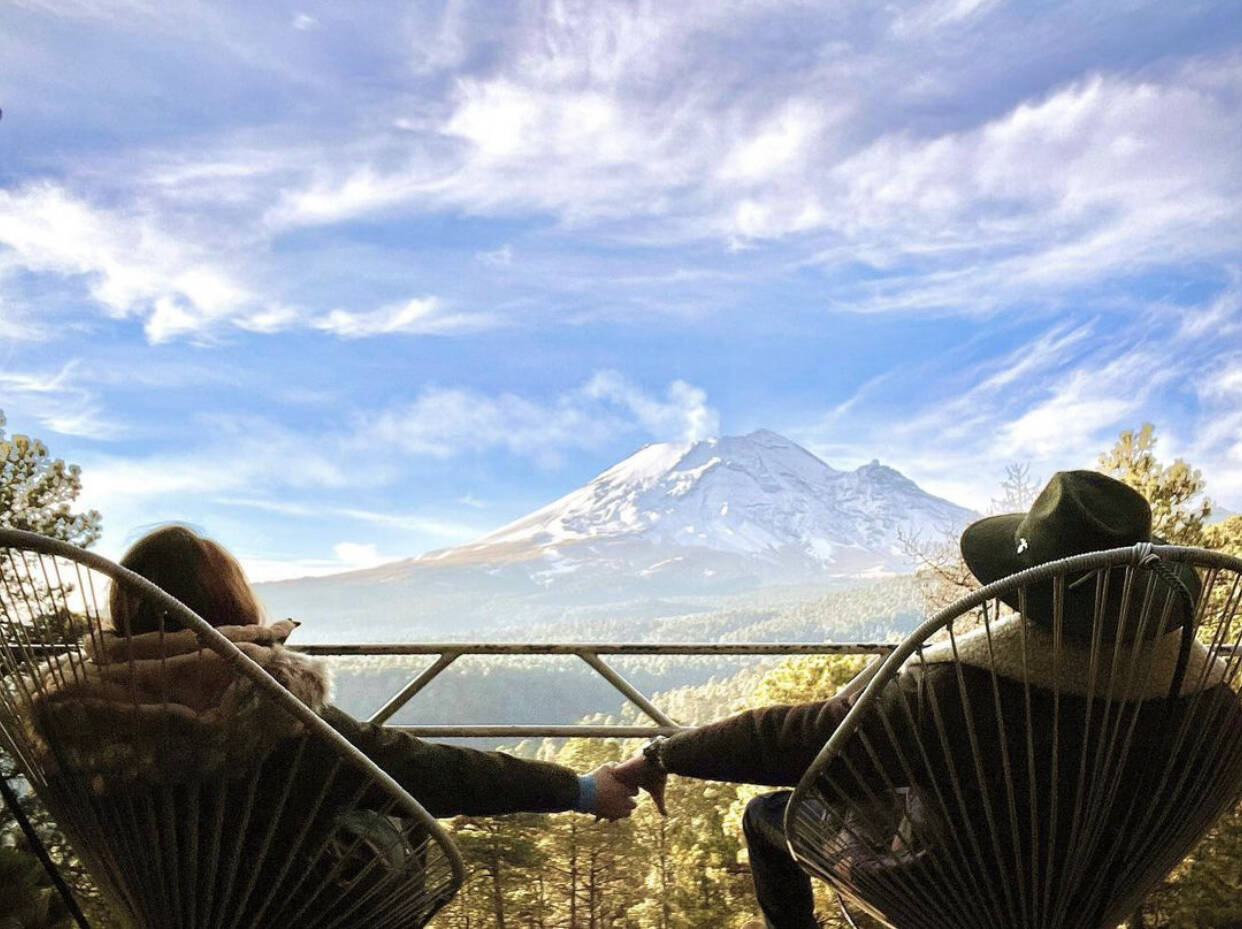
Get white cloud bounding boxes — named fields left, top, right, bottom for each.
left=332, top=541, right=390, bottom=569
left=4, top=2, right=1239, bottom=341
left=994, top=360, right=1153, bottom=459
left=0, top=362, right=108, bottom=438
left=798, top=70, right=1242, bottom=312
left=0, top=184, right=474, bottom=343
left=76, top=416, right=370, bottom=514
left=245, top=9, right=1242, bottom=324
left=241, top=543, right=398, bottom=583
left=0, top=183, right=254, bottom=343
left=583, top=371, right=718, bottom=442
left=312, top=297, right=495, bottom=338
left=371, top=372, right=719, bottom=464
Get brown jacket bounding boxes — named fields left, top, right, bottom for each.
left=28, top=620, right=579, bottom=817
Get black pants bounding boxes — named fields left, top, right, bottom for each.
left=742, top=791, right=818, bottom=929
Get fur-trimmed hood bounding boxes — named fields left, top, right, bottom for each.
left=912, top=613, right=1229, bottom=700
left=26, top=619, right=331, bottom=785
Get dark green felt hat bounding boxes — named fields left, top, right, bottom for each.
left=960, top=470, right=1200, bottom=641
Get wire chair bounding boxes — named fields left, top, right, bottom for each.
left=785, top=543, right=1242, bottom=929
left=0, top=528, right=465, bottom=929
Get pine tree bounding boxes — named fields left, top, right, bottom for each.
left=1097, top=423, right=1212, bottom=545
left=0, top=410, right=113, bottom=927
left=0, top=412, right=101, bottom=545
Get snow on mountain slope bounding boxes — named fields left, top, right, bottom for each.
left=436, top=429, right=974, bottom=574
left=257, top=430, right=975, bottom=638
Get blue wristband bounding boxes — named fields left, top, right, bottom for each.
left=575, top=774, right=597, bottom=813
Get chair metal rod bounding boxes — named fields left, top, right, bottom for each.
left=0, top=771, right=93, bottom=929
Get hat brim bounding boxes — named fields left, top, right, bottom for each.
left=961, top=517, right=1200, bottom=640
left=960, top=513, right=1027, bottom=587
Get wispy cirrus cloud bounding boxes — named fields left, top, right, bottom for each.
left=312, top=296, right=497, bottom=338
left=0, top=362, right=108, bottom=438
left=794, top=291, right=1234, bottom=509
left=215, top=496, right=483, bottom=540
left=259, top=3, right=1242, bottom=296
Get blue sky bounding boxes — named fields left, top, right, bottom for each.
left=1, top=0, right=1240, bottom=580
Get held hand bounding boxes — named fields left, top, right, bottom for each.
left=590, top=763, right=638, bottom=821
left=613, top=753, right=667, bottom=816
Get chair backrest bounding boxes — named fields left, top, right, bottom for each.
left=0, top=528, right=464, bottom=929
left=785, top=544, right=1242, bottom=929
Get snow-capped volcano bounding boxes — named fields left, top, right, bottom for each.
left=436, top=429, right=973, bottom=576
left=258, top=430, right=975, bottom=638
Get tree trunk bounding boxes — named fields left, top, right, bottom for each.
left=489, top=851, right=507, bottom=929
left=658, top=817, right=671, bottom=929
left=569, top=819, right=579, bottom=929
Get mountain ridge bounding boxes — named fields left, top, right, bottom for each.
left=256, top=431, right=974, bottom=640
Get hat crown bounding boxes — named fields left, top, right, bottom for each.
left=960, top=471, right=1197, bottom=641
left=1016, top=471, right=1152, bottom=563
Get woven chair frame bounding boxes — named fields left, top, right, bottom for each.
left=0, top=527, right=465, bottom=929
left=785, top=543, right=1242, bottom=929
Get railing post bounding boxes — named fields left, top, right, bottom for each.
left=575, top=650, right=678, bottom=729
left=367, top=650, right=463, bottom=725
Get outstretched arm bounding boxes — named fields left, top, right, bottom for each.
left=321, top=705, right=587, bottom=818
left=617, top=671, right=928, bottom=800
left=657, top=694, right=863, bottom=786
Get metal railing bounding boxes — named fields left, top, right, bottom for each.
left=292, top=642, right=899, bottom=738
left=14, top=637, right=1241, bottom=737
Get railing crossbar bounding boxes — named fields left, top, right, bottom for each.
left=393, top=725, right=684, bottom=738
left=295, top=643, right=900, bottom=656
left=317, top=643, right=897, bottom=738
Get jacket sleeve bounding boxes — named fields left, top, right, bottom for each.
left=319, top=705, right=581, bottom=818
left=660, top=669, right=927, bottom=790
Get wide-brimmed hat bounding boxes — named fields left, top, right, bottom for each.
left=960, top=470, right=1200, bottom=642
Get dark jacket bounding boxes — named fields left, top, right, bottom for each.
left=24, top=621, right=581, bottom=927
left=28, top=620, right=579, bottom=816
left=662, top=614, right=1241, bottom=787
left=660, top=616, right=1242, bottom=927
